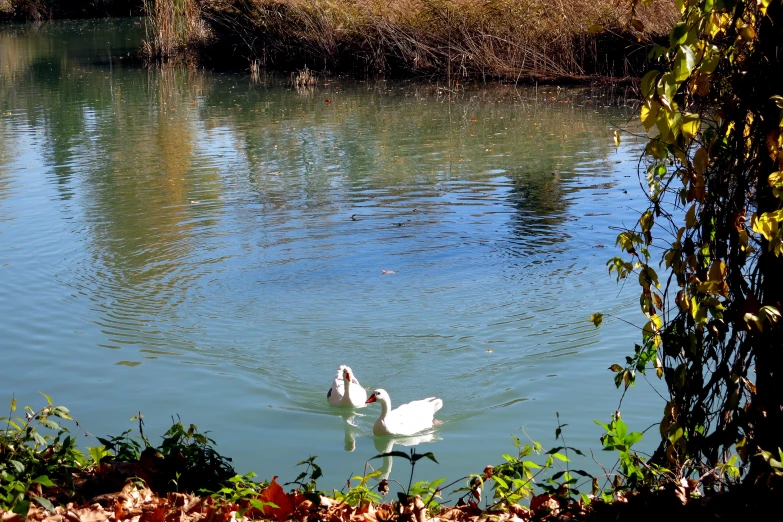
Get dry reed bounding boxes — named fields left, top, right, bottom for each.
left=153, top=0, right=679, bottom=80
left=142, top=0, right=211, bottom=59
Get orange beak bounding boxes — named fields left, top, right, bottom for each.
left=365, top=395, right=377, bottom=404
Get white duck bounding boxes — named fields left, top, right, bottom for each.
left=365, top=389, right=443, bottom=436
left=327, top=365, right=368, bottom=408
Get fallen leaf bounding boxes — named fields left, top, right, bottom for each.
left=258, top=477, right=295, bottom=522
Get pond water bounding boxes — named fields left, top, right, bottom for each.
left=0, top=19, right=665, bottom=495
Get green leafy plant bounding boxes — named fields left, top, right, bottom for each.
left=153, top=419, right=236, bottom=493
left=488, top=420, right=592, bottom=510
left=209, top=472, right=274, bottom=516
left=595, top=414, right=648, bottom=491
left=285, top=456, right=322, bottom=495
left=0, top=393, right=87, bottom=516
left=370, top=448, right=439, bottom=499
left=95, top=428, right=144, bottom=462
left=333, top=468, right=383, bottom=506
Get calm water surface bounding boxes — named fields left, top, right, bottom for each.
left=1, top=19, right=664, bottom=492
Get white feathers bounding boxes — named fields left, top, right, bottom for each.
left=327, top=365, right=368, bottom=408
left=365, top=388, right=443, bottom=436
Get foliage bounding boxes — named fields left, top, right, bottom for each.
left=596, top=0, right=783, bottom=490
left=0, top=393, right=86, bottom=516
left=286, top=455, right=323, bottom=495
left=1, top=394, right=241, bottom=519
left=487, top=420, right=593, bottom=512
left=209, top=472, right=276, bottom=517
left=333, top=469, right=384, bottom=507
left=151, top=419, right=236, bottom=493
left=370, top=448, right=439, bottom=497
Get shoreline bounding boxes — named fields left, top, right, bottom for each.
left=1, top=0, right=678, bottom=83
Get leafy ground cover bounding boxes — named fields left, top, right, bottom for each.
left=2, top=395, right=773, bottom=522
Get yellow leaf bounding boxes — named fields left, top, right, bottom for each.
left=685, top=204, right=698, bottom=228
left=693, top=148, right=709, bottom=175
left=708, top=260, right=726, bottom=283
left=613, top=130, right=621, bottom=147
left=752, top=211, right=783, bottom=243
left=759, top=0, right=772, bottom=15
left=641, top=101, right=661, bottom=131
left=590, top=313, right=603, bottom=327
left=640, top=210, right=654, bottom=233
left=682, top=113, right=700, bottom=139
left=691, top=297, right=708, bottom=325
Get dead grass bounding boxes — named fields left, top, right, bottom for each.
left=143, top=0, right=211, bottom=59
left=156, top=0, right=680, bottom=80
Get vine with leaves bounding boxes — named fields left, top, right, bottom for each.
left=593, top=0, right=783, bottom=488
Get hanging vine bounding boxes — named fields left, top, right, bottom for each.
left=595, top=0, right=783, bottom=487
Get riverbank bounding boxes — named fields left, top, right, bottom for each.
left=1, top=398, right=775, bottom=522
left=1, top=0, right=679, bottom=81
left=150, top=0, right=679, bottom=81
left=0, top=0, right=141, bottom=20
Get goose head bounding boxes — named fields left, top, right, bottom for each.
left=365, top=389, right=390, bottom=405
left=342, top=366, right=359, bottom=385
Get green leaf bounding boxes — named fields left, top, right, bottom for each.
left=39, top=419, right=60, bottom=431
left=412, top=452, right=439, bottom=464
left=640, top=70, right=660, bottom=100
left=625, top=432, right=644, bottom=446
left=670, top=21, right=688, bottom=47
left=34, top=497, right=56, bottom=513
left=615, top=418, right=628, bottom=439
left=10, top=460, right=25, bottom=474
left=493, top=475, right=509, bottom=488
left=12, top=500, right=30, bottom=517
left=39, top=392, right=53, bottom=405
left=370, top=451, right=411, bottom=462
left=673, top=45, right=696, bottom=83
left=657, top=72, right=678, bottom=109
left=33, top=432, right=47, bottom=447
left=31, top=476, right=55, bottom=487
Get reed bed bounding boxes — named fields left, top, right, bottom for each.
left=143, top=0, right=211, bottom=58
left=151, top=0, right=677, bottom=80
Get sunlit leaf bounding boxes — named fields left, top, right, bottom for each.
left=670, top=21, right=688, bottom=47
left=693, top=147, right=709, bottom=175
left=682, top=113, right=700, bottom=139
left=673, top=45, right=696, bottom=83
left=590, top=313, right=603, bottom=327
left=641, top=101, right=661, bottom=131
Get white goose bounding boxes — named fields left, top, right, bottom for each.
left=365, top=389, right=443, bottom=436
left=327, top=365, right=368, bottom=408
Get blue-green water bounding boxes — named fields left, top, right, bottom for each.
left=0, top=19, right=663, bottom=495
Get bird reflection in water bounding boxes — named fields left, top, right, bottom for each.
left=339, top=410, right=365, bottom=452
left=370, top=433, right=441, bottom=481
